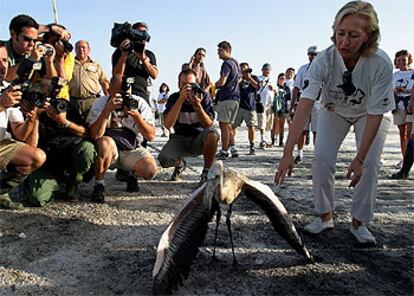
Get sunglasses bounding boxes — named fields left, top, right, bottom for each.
left=19, top=34, right=36, bottom=43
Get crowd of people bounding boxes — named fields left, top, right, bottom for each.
left=0, top=1, right=412, bottom=246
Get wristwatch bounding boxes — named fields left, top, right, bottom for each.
left=62, top=121, right=71, bottom=128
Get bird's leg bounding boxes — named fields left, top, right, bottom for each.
left=226, top=204, right=238, bottom=266
left=211, top=207, right=221, bottom=262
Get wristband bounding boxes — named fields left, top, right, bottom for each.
left=354, top=155, right=364, bottom=165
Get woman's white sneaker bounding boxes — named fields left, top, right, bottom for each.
left=350, top=225, right=376, bottom=244
left=304, top=217, right=334, bottom=234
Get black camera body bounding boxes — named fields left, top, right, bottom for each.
left=48, top=77, right=67, bottom=113
left=244, top=68, right=253, bottom=74
left=110, top=22, right=151, bottom=54
left=121, top=77, right=138, bottom=110
left=190, top=83, right=204, bottom=96
left=18, top=76, right=67, bottom=113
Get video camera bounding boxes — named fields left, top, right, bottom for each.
left=110, top=22, right=151, bottom=54
left=120, top=77, right=138, bottom=110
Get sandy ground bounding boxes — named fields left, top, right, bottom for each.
left=0, top=122, right=413, bottom=296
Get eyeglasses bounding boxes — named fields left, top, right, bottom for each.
left=19, top=34, right=36, bottom=43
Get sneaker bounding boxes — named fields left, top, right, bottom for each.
left=394, top=160, right=403, bottom=169
left=0, top=193, right=24, bottom=210
left=126, top=175, right=140, bottom=192
left=278, top=138, right=284, bottom=147
left=216, top=150, right=230, bottom=160
left=391, top=171, right=409, bottom=179
left=350, top=225, right=376, bottom=244
left=249, top=146, right=256, bottom=155
left=304, top=217, right=334, bottom=234
left=91, top=183, right=105, bottom=203
left=259, top=141, right=266, bottom=149
left=198, top=170, right=209, bottom=186
left=294, top=155, right=302, bottom=164
left=230, top=146, right=239, bottom=158
left=170, top=159, right=187, bottom=181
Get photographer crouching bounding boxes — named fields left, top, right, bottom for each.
left=87, top=75, right=157, bottom=203
left=13, top=77, right=96, bottom=206
left=0, top=42, right=45, bottom=209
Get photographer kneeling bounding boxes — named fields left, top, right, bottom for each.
left=88, top=75, right=157, bottom=203
left=0, top=43, right=46, bottom=209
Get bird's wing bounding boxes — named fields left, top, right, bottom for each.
left=152, top=183, right=217, bottom=295
left=242, top=178, right=315, bottom=263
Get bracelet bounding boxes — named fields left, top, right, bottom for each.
left=63, top=121, right=71, bottom=128
left=354, top=155, right=364, bottom=165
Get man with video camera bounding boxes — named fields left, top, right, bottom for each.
left=111, top=21, right=158, bottom=104
left=158, top=68, right=218, bottom=184
left=0, top=42, right=46, bottom=209
left=87, top=75, right=157, bottom=203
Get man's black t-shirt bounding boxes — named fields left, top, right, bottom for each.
left=239, top=75, right=259, bottom=111
left=112, top=49, right=157, bottom=103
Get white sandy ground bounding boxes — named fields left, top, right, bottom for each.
left=0, top=122, right=413, bottom=296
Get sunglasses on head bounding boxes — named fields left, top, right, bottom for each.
left=19, top=34, right=36, bottom=43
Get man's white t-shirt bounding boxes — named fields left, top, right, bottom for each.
left=0, top=81, right=25, bottom=141
left=294, top=62, right=321, bottom=110
left=301, top=45, right=395, bottom=118
left=257, top=75, right=277, bottom=107
left=87, top=94, right=155, bottom=136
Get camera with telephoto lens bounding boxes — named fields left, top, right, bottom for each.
left=110, top=22, right=151, bottom=54
left=120, top=77, right=138, bottom=110
left=190, top=83, right=203, bottom=96
left=48, top=77, right=67, bottom=113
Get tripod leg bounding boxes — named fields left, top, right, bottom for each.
left=226, top=204, right=238, bottom=266
left=211, top=207, right=221, bottom=262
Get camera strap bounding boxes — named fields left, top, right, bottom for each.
left=258, top=78, right=270, bottom=95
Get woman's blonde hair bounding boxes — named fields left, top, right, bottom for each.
left=331, top=1, right=380, bottom=57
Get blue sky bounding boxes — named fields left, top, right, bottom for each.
left=1, top=0, right=413, bottom=96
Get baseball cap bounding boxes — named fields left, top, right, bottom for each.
left=262, top=63, right=272, bottom=70
left=307, top=46, right=318, bottom=54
